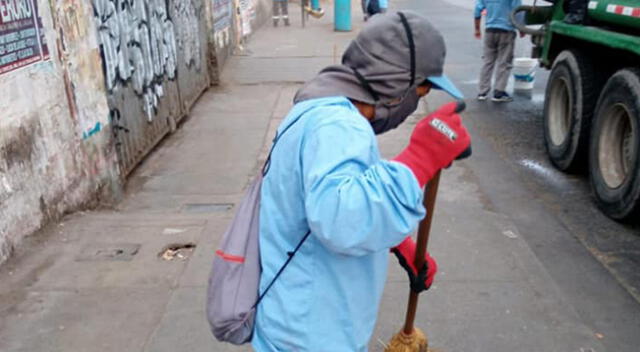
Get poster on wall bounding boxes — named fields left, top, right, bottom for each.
left=238, top=0, right=251, bottom=37
left=213, top=0, right=231, bottom=32
left=212, top=0, right=231, bottom=49
left=0, top=0, right=50, bottom=75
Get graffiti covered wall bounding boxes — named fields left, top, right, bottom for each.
left=171, top=0, right=209, bottom=112
left=0, top=0, right=212, bottom=264
left=91, top=0, right=209, bottom=175
left=0, top=0, right=272, bottom=264
left=92, top=0, right=179, bottom=121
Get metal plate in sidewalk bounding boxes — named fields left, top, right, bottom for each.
left=76, top=243, right=141, bottom=262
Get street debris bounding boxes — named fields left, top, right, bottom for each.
left=160, top=243, right=196, bottom=261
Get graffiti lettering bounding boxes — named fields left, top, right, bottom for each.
left=173, top=0, right=201, bottom=69
left=93, top=0, right=177, bottom=121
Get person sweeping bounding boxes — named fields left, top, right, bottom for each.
left=254, top=11, right=471, bottom=351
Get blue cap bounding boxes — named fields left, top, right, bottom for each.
left=426, top=74, right=464, bottom=100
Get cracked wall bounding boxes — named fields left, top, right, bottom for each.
left=0, top=0, right=118, bottom=263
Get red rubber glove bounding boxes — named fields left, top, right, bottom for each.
left=391, top=236, right=438, bottom=293
left=392, top=102, right=471, bottom=187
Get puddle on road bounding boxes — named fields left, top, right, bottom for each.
left=520, top=159, right=553, bottom=176
left=512, top=91, right=545, bottom=104
left=531, top=93, right=545, bottom=104
left=518, top=159, right=571, bottom=190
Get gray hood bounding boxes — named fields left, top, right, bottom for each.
left=294, top=11, right=447, bottom=104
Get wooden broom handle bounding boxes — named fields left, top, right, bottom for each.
left=402, top=171, right=442, bottom=335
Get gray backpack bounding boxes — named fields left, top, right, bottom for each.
left=206, top=114, right=311, bottom=345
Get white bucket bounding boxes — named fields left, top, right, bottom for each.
left=513, top=57, right=538, bottom=91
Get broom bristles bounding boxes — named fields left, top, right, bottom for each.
left=384, top=327, right=428, bottom=352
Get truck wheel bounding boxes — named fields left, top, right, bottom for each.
left=543, top=50, right=602, bottom=172
left=589, top=68, right=640, bottom=221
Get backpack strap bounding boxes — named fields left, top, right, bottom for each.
left=253, top=229, right=311, bottom=308
left=255, top=105, right=317, bottom=308
left=262, top=105, right=314, bottom=176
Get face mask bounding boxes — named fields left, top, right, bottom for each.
left=370, top=88, right=421, bottom=135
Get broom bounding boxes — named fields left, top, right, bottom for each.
left=385, top=101, right=467, bottom=352
left=384, top=171, right=441, bottom=352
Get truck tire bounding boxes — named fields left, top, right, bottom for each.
left=589, top=68, right=640, bottom=221
left=543, top=49, right=602, bottom=172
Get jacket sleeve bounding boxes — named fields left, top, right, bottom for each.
left=474, top=0, right=485, bottom=19
left=301, top=115, right=426, bottom=256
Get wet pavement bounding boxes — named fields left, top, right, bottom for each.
left=404, top=0, right=640, bottom=350
left=408, top=0, right=640, bottom=302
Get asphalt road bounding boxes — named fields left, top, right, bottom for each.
left=391, top=0, right=640, bottom=350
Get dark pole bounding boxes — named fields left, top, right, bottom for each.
left=402, top=171, right=441, bottom=335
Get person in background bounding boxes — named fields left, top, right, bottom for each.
left=272, top=0, right=289, bottom=27
left=379, top=0, right=388, bottom=14
left=306, top=0, right=325, bottom=18
left=362, top=0, right=388, bottom=21
left=474, top=0, right=523, bottom=102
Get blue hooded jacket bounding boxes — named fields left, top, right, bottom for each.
left=253, top=96, right=425, bottom=351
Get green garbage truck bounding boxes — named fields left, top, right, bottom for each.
left=512, top=0, right=640, bottom=221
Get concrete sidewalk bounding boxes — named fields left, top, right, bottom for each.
left=0, top=1, right=610, bottom=351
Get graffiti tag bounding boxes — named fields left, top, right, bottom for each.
left=173, top=0, right=201, bottom=69
left=93, top=0, right=177, bottom=121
